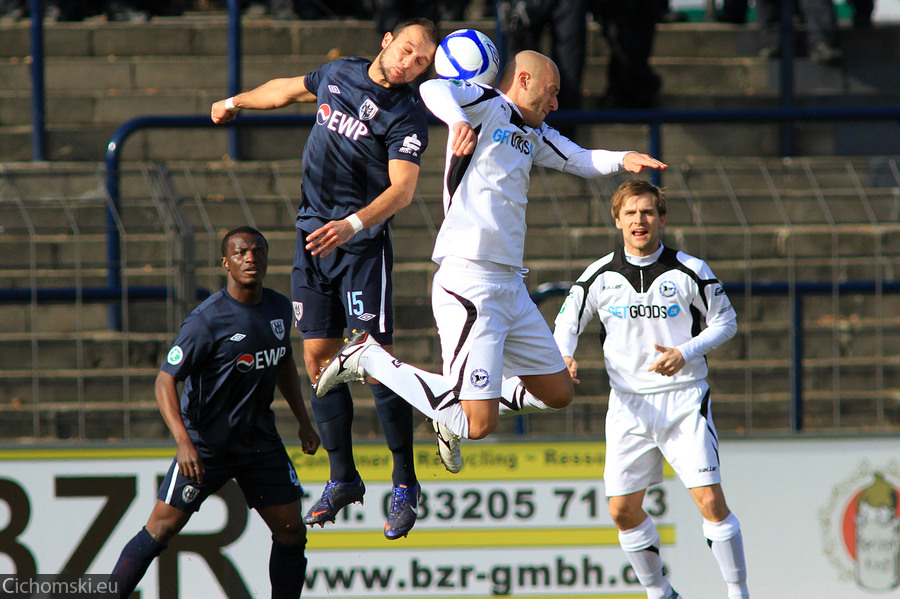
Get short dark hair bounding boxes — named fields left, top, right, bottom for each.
left=392, top=17, right=439, bottom=47
left=610, top=180, right=666, bottom=219
left=221, top=226, right=267, bottom=257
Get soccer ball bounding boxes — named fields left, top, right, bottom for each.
left=434, top=29, right=501, bottom=86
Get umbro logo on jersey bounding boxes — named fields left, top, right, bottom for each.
left=357, top=313, right=376, bottom=322
left=316, top=103, right=370, bottom=141
left=328, top=84, right=341, bottom=94
left=358, top=98, right=379, bottom=121
left=229, top=333, right=246, bottom=342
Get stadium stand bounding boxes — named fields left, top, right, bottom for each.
left=0, top=15, right=898, bottom=441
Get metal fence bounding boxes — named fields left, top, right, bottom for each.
left=0, top=157, right=898, bottom=442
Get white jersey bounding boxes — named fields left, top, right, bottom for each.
left=553, top=244, right=737, bottom=394
left=419, top=79, right=630, bottom=268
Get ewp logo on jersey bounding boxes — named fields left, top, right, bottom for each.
left=235, top=347, right=288, bottom=372
left=316, top=103, right=369, bottom=141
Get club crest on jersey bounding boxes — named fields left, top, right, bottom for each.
left=270, top=319, right=285, bottom=340
left=236, top=354, right=255, bottom=372
left=316, top=103, right=369, bottom=141
left=293, top=301, right=304, bottom=323
left=659, top=280, right=677, bottom=297
left=182, top=485, right=199, bottom=504
left=358, top=98, right=379, bottom=121
left=470, top=368, right=490, bottom=388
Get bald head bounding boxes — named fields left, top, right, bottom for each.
left=498, top=51, right=561, bottom=127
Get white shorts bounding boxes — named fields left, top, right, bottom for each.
left=603, top=380, right=721, bottom=497
left=432, top=258, right=567, bottom=400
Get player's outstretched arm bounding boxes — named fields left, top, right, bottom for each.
left=211, top=76, right=316, bottom=124
left=305, top=159, right=420, bottom=258
left=277, top=355, right=320, bottom=455
left=623, top=152, right=668, bottom=173
left=155, top=371, right=205, bottom=483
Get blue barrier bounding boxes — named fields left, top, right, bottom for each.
left=100, top=105, right=900, bottom=329
left=530, top=280, right=900, bottom=433
left=0, top=286, right=210, bottom=303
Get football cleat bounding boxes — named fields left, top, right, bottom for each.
left=432, top=419, right=462, bottom=474
left=314, top=330, right=378, bottom=398
left=384, top=482, right=421, bottom=540
left=303, top=475, right=366, bottom=527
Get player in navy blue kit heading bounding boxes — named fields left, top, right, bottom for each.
left=211, top=19, right=438, bottom=539
left=111, top=227, right=320, bottom=599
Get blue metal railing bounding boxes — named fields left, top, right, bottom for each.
left=29, top=0, right=45, bottom=161
left=99, top=105, right=900, bottom=328
left=530, top=280, right=900, bottom=433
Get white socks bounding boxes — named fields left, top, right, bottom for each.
left=618, top=517, right=674, bottom=599
left=703, top=512, right=749, bottom=599
left=358, top=350, right=561, bottom=438
left=498, top=378, right=558, bottom=415
left=359, top=345, right=470, bottom=438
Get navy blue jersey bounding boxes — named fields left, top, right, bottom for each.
left=161, top=288, right=293, bottom=459
left=296, top=57, right=429, bottom=253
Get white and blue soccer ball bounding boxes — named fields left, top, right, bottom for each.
left=434, top=29, right=501, bottom=86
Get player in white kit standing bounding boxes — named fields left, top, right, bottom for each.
left=315, top=50, right=666, bottom=473
left=553, top=180, right=749, bottom=599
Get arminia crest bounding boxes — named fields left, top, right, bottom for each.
left=358, top=98, right=379, bottom=121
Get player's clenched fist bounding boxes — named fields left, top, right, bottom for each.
left=211, top=97, right=240, bottom=124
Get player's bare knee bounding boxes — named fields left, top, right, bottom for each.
left=467, top=419, right=497, bottom=439
left=608, top=503, right=645, bottom=530
left=544, top=386, right=574, bottom=409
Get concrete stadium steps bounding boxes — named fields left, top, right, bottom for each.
left=3, top=18, right=900, bottom=161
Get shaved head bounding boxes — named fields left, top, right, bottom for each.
left=498, top=51, right=561, bottom=127
left=498, top=50, right=558, bottom=90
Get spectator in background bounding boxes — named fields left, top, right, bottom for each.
left=498, top=0, right=588, bottom=112
left=756, top=0, right=843, bottom=65
left=848, top=0, right=873, bottom=27
left=442, top=0, right=470, bottom=20
left=592, top=0, right=662, bottom=109
left=0, top=0, right=182, bottom=21
left=372, top=0, right=440, bottom=34
left=716, top=0, right=748, bottom=24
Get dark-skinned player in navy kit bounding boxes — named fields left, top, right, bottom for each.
left=112, top=227, right=320, bottom=599
left=211, top=18, right=438, bottom=539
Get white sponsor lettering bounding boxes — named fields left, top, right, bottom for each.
left=326, top=110, right=369, bottom=141
left=254, top=346, right=287, bottom=369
